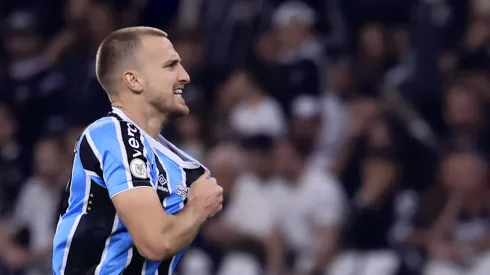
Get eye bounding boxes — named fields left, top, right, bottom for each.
left=165, top=61, right=179, bottom=69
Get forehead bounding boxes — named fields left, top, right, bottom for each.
left=138, top=35, right=180, bottom=61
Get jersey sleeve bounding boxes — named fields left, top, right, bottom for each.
left=84, top=118, right=154, bottom=198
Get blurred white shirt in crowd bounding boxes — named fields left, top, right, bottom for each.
left=229, top=97, right=287, bottom=138
left=223, top=173, right=280, bottom=238
left=12, top=176, right=60, bottom=275
left=13, top=177, right=59, bottom=252
left=273, top=167, right=346, bottom=271
left=311, top=92, right=348, bottom=170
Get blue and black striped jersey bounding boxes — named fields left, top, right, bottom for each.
left=52, top=107, right=207, bottom=275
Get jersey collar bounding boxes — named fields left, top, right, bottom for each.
left=111, top=107, right=203, bottom=169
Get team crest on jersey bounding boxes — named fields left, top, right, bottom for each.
left=130, top=158, right=147, bottom=179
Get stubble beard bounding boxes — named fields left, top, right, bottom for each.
left=150, top=94, right=189, bottom=121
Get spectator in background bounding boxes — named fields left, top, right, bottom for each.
left=62, top=126, right=84, bottom=172
left=267, top=0, right=323, bottom=111
left=252, top=30, right=280, bottom=76
left=314, top=57, right=353, bottom=170
left=266, top=139, right=345, bottom=275
left=443, top=82, right=488, bottom=153
left=202, top=135, right=278, bottom=275
left=456, top=16, right=490, bottom=71
left=211, top=71, right=247, bottom=142
left=172, top=30, right=216, bottom=108
left=228, top=70, right=287, bottom=138
left=473, top=0, right=490, bottom=17
left=0, top=136, right=69, bottom=275
left=1, top=10, right=65, bottom=153
left=174, top=113, right=206, bottom=161
left=289, top=95, right=322, bottom=158
left=182, top=142, right=246, bottom=275
left=0, top=104, right=25, bottom=216
left=334, top=151, right=402, bottom=275
left=273, top=1, right=324, bottom=66
left=355, top=23, right=397, bottom=97
left=62, top=126, right=84, bottom=155
left=424, top=151, right=490, bottom=275
left=58, top=0, right=117, bottom=125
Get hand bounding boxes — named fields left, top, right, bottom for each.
left=188, top=170, right=223, bottom=220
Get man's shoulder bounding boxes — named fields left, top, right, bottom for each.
left=80, top=115, right=153, bottom=165
left=84, top=115, right=145, bottom=143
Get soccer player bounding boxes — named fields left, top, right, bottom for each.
left=52, top=27, right=224, bottom=275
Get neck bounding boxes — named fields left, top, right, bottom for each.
left=112, top=103, right=167, bottom=139
left=463, top=191, right=485, bottom=213
left=288, top=165, right=304, bottom=184
left=247, top=92, right=264, bottom=106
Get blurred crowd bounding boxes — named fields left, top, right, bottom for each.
left=0, top=0, right=490, bottom=275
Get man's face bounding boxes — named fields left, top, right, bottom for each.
left=441, top=153, right=487, bottom=194
left=246, top=150, right=272, bottom=178
left=35, top=140, right=65, bottom=181
left=138, top=36, right=191, bottom=119
left=272, top=140, right=303, bottom=180
left=444, top=88, right=482, bottom=131
left=277, top=19, right=308, bottom=49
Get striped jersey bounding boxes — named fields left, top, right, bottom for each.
left=52, top=107, right=207, bottom=275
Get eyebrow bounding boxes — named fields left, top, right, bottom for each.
left=164, top=57, right=182, bottom=66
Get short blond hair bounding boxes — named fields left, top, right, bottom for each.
left=95, top=26, right=168, bottom=93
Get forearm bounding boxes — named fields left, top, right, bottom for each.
left=231, top=234, right=265, bottom=255
left=162, top=204, right=207, bottom=256
left=265, top=231, right=285, bottom=275
left=309, top=229, right=341, bottom=274
left=430, top=197, right=461, bottom=240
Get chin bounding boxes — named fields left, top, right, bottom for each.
left=168, top=107, right=190, bottom=120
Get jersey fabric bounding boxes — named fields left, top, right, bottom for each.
left=52, top=107, right=206, bottom=275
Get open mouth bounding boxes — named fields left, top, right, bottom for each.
left=173, top=89, right=183, bottom=99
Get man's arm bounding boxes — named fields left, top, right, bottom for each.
left=306, top=225, right=342, bottom=275
left=85, top=120, right=222, bottom=261
left=264, top=228, right=286, bottom=275
left=112, top=187, right=207, bottom=260
left=303, top=176, right=345, bottom=274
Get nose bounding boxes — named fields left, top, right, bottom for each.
left=178, top=65, right=190, bottom=84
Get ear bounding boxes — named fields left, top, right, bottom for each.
left=123, top=70, right=143, bottom=94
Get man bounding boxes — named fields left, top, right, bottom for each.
left=266, top=139, right=345, bottom=275
left=0, top=136, right=68, bottom=275
left=52, top=27, right=224, bottom=275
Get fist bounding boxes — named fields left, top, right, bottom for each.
left=188, top=170, right=224, bottom=219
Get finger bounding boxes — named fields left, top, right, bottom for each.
left=198, top=169, right=211, bottom=180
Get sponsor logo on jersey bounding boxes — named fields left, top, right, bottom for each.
left=176, top=184, right=188, bottom=198
left=157, top=174, right=169, bottom=192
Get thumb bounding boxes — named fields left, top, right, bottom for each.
left=198, top=169, right=211, bottom=180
